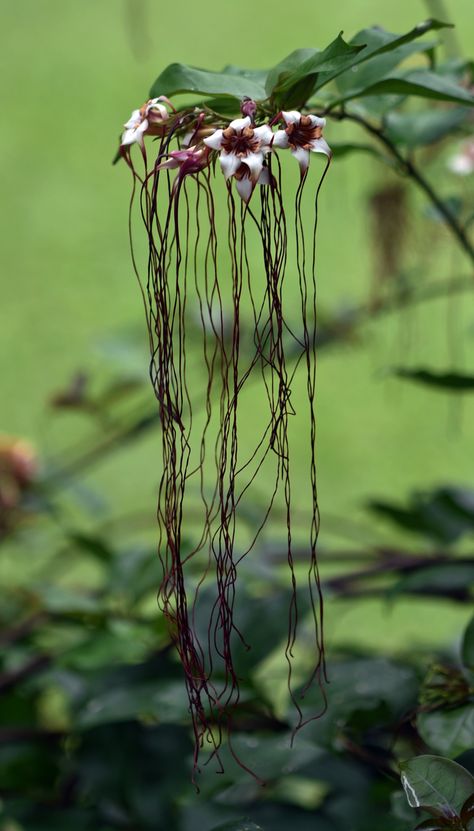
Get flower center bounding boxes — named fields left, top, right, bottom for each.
left=286, top=116, right=322, bottom=150
left=221, top=126, right=260, bottom=157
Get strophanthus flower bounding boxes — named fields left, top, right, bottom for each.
left=273, top=111, right=331, bottom=174
left=156, top=144, right=212, bottom=181
left=121, top=97, right=170, bottom=148
left=204, top=116, right=273, bottom=199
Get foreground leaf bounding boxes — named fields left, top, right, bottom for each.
left=150, top=64, right=267, bottom=100
left=400, top=755, right=474, bottom=813
left=266, top=34, right=365, bottom=101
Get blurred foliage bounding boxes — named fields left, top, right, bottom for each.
left=2, top=13, right=474, bottom=831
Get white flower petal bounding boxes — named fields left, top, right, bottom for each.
left=257, top=167, right=271, bottom=185
left=272, top=130, right=289, bottom=149
left=282, top=110, right=301, bottom=125
left=219, top=152, right=241, bottom=179
left=147, top=102, right=168, bottom=119
left=253, top=124, right=274, bottom=146
left=308, top=115, right=326, bottom=129
left=229, top=116, right=251, bottom=132
left=204, top=129, right=224, bottom=150
left=242, top=151, right=264, bottom=181
left=121, top=128, right=137, bottom=146
left=121, top=119, right=148, bottom=147
left=235, top=176, right=253, bottom=202
left=124, top=109, right=141, bottom=129
left=310, top=137, right=332, bottom=158
left=291, top=146, right=310, bottom=172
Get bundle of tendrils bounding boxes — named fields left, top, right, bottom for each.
left=118, top=93, right=332, bottom=780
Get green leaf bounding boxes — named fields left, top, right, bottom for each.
left=331, top=69, right=474, bottom=107
left=391, top=562, right=474, bottom=597
left=326, top=20, right=451, bottom=94
left=76, top=679, right=191, bottom=728
left=352, top=19, right=452, bottom=60
left=394, top=369, right=474, bottom=392
left=150, top=63, right=267, bottom=101
left=223, top=64, right=268, bottom=85
left=266, top=34, right=365, bottom=100
left=335, top=41, right=435, bottom=95
left=400, top=755, right=474, bottom=813
left=385, top=107, right=469, bottom=147
left=462, top=615, right=474, bottom=670
left=417, top=708, right=474, bottom=759
left=265, top=47, right=320, bottom=95
left=368, top=488, right=474, bottom=544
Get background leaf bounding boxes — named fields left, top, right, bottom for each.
left=385, top=107, right=469, bottom=147
left=462, top=616, right=474, bottom=671
left=417, top=708, right=474, bottom=759
left=394, top=368, right=474, bottom=391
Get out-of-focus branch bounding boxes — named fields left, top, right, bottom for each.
left=328, top=109, right=474, bottom=267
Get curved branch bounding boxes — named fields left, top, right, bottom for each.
left=328, top=109, right=474, bottom=267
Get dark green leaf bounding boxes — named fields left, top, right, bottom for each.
left=368, top=487, right=474, bottom=544
left=265, top=47, right=320, bottom=95
left=68, top=531, right=114, bottom=562
left=323, top=20, right=451, bottom=94
left=462, top=616, right=474, bottom=670
left=400, top=755, right=474, bottom=813
left=331, top=69, right=474, bottom=107
left=335, top=41, right=435, bottom=96
left=414, top=820, right=452, bottom=830
left=394, top=369, right=474, bottom=392
left=222, top=64, right=268, bottom=85
left=352, top=19, right=452, bottom=59
left=266, top=34, right=365, bottom=101
left=391, top=562, right=474, bottom=597
left=150, top=63, right=267, bottom=100
left=385, top=107, right=469, bottom=147
left=76, top=679, right=191, bottom=728
left=417, top=708, right=474, bottom=759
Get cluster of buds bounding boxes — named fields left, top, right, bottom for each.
left=120, top=98, right=331, bottom=202
left=0, top=436, right=37, bottom=536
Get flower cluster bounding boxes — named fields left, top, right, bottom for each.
left=120, top=100, right=332, bottom=202
left=121, top=97, right=171, bottom=148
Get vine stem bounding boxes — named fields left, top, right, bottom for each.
left=328, top=109, right=474, bottom=268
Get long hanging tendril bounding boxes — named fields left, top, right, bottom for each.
left=121, top=97, right=332, bottom=779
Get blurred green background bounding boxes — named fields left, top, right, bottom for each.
left=1, top=0, right=473, bottom=641
left=1, top=3, right=474, bottom=830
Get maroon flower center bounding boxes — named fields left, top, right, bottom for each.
left=221, top=126, right=260, bottom=157
left=286, top=116, right=322, bottom=150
